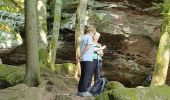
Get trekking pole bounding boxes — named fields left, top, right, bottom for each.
left=97, top=54, right=100, bottom=79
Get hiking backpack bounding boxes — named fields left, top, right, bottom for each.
left=90, top=78, right=107, bottom=96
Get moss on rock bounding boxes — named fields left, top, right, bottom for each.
left=96, top=85, right=170, bottom=100
left=104, top=81, right=125, bottom=91
left=0, top=64, right=24, bottom=85
left=55, top=63, right=76, bottom=76
left=95, top=91, right=110, bottom=100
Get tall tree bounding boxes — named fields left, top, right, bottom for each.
left=25, top=0, right=40, bottom=86
left=151, top=0, right=170, bottom=86
left=47, top=0, right=62, bottom=71
left=74, top=0, right=88, bottom=80
left=37, top=0, right=48, bottom=69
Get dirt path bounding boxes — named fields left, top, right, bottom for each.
left=44, top=85, right=95, bottom=100
left=43, top=73, right=95, bottom=100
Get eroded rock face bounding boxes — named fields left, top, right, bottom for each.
left=88, top=8, right=161, bottom=86
left=100, top=34, right=157, bottom=86
left=56, top=2, right=162, bottom=86
left=84, top=0, right=162, bottom=86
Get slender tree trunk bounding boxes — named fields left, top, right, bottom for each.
left=25, top=0, right=40, bottom=86
left=74, top=0, right=88, bottom=80
left=151, top=0, right=170, bottom=86
left=37, top=0, right=48, bottom=69
left=47, top=0, right=61, bottom=71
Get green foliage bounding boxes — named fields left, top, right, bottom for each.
left=0, top=0, right=24, bottom=13
left=151, top=2, right=163, bottom=10
left=163, top=0, right=170, bottom=17
left=151, top=0, right=170, bottom=86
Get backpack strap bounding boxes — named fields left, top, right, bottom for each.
left=100, top=78, right=106, bottom=92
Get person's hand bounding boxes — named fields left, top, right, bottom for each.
left=102, top=45, right=106, bottom=49
left=97, top=50, right=104, bottom=56
left=76, top=55, right=81, bottom=63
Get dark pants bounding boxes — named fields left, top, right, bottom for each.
left=78, top=61, right=95, bottom=92
left=93, top=59, right=102, bottom=82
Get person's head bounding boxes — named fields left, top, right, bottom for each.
left=93, top=32, right=100, bottom=42
left=85, top=25, right=96, bottom=35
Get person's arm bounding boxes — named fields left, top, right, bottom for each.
left=94, top=45, right=106, bottom=52
left=79, top=36, right=93, bottom=60
left=77, top=45, right=91, bottom=62
left=80, top=44, right=91, bottom=57
left=94, top=44, right=106, bottom=57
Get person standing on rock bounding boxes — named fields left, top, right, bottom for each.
left=76, top=26, right=96, bottom=97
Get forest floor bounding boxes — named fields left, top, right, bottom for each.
left=42, top=70, right=95, bottom=100
left=0, top=64, right=95, bottom=100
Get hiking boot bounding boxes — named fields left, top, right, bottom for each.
left=76, top=91, right=83, bottom=97
left=81, top=91, right=92, bottom=97
left=76, top=91, right=92, bottom=97
left=87, top=87, right=92, bottom=91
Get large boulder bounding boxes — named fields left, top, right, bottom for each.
left=0, top=11, right=24, bottom=59
left=104, top=81, right=125, bottom=91
left=86, top=1, right=162, bottom=86
left=96, top=85, right=170, bottom=100
left=0, top=64, right=24, bottom=88
left=0, top=23, right=23, bottom=57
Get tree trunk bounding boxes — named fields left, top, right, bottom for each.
left=74, top=0, right=88, bottom=80
left=47, top=0, right=61, bottom=71
left=151, top=0, right=170, bottom=86
left=25, top=0, right=40, bottom=86
left=37, top=0, right=48, bottom=69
